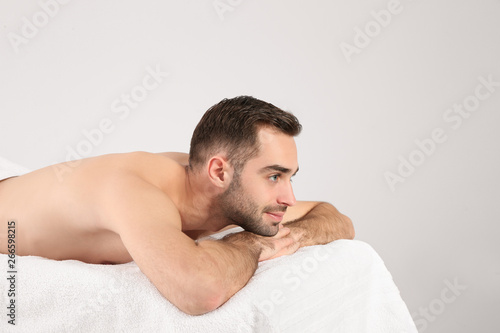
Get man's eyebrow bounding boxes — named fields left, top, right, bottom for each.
left=260, top=165, right=299, bottom=176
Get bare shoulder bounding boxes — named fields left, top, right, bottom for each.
left=155, top=152, right=189, bottom=166
left=67, top=151, right=185, bottom=188
left=60, top=151, right=186, bottom=233
left=96, top=173, right=182, bottom=233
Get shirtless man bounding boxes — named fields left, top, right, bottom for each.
left=0, top=96, right=354, bottom=315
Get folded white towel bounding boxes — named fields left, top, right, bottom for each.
left=1, top=238, right=417, bottom=332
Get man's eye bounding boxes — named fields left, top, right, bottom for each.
left=269, top=175, right=279, bottom=182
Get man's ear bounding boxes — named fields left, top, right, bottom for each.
left=207, top=156, right=233, bottom=188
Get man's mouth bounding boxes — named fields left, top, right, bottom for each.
left=265, top=212, right=285, bottom=222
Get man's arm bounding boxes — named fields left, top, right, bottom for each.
left=282, top=201, right=355, bottom=247
left=100, top=176, right=298, bottom=315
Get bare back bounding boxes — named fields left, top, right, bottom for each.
left=0, top=152, right=189, bottom=264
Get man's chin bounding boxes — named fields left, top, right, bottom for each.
left=244, top=223, right=280, bottom=237
left=269, top=224, right=281, bottom=236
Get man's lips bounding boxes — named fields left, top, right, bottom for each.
left=265, top=212, right=285, bottom=222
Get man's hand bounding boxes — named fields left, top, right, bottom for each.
left=222, top=224, right=303, bottom=262
left=256, top=225, right=304, bottom=261
left=283, top=202, right=355, bottom=247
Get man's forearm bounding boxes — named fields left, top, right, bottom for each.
left=196, top=233, right=260, bottom=309
left=284, top=202, right=355, bottom=247
left=194, top=226, right=297, bottom=313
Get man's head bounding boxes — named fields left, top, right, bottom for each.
left=189, top=96, right=302, bottom=236
left=189, top=96, right=302, bottom=173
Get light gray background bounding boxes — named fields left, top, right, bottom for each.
left=1, top=0, right=499, bottom=332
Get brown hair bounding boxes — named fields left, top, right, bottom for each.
left=189, top=96, right=302, bottom=171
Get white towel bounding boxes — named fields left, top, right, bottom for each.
left=0, top=156, right=30, bottom=181
left=1, top=238, right=417, bottom=332
left=0, top=160, right=416, bottom=332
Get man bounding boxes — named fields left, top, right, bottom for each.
left=0, top=96, right=354, bottom=315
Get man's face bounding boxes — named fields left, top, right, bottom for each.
left=218, top=128, right=299, bottom=236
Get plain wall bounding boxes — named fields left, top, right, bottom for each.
left=1, top=0, right=499, bottom=332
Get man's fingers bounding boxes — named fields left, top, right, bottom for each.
left=274, top=235, right=294, bottom=248
left=257, top=227, right=299, bottom=261
left=273, top=225, right=290, bottom=239
left=268, top=238, right=301, bottom=260
left=273, top=236, right=299, bottom=255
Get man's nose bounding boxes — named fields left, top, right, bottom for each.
left=277, top=181, right=296, bottom=207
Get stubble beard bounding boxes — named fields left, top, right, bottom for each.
left=218, top=173, right=281, bottom=237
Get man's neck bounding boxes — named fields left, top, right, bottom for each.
left=176, top=167, right=229, bottom=233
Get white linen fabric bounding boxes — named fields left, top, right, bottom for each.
left=0, top=156, right=29, bottom=181
left=1, top=237, right=417, bottom=332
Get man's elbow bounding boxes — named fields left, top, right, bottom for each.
left=166, top=276, right=227, bottom=315
left=177, top=291, right=225, bottom=316
left=342, top=214, right=355, bottom=239
left=320, top=202, right=355, bottom=240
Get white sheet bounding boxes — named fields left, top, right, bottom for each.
left=0, top=156, right=29, bottom=181
left=1, top=235, right=417, bottom=332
